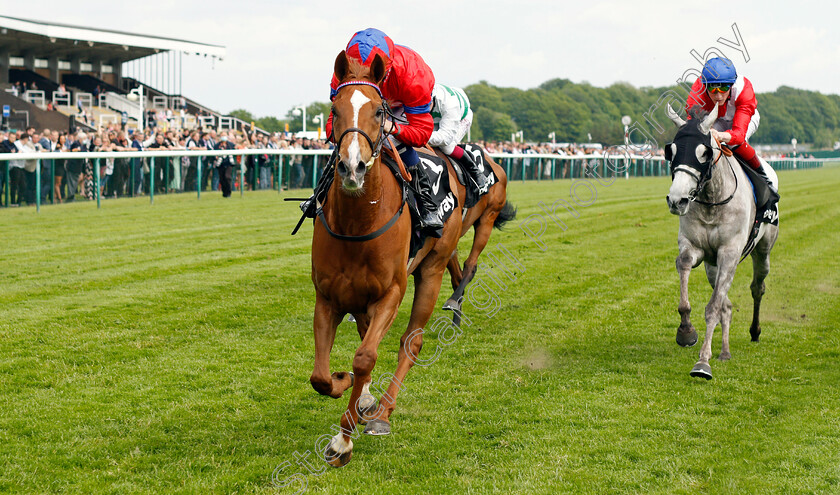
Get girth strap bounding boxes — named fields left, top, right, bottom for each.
left=316, top=202, right=405, bottom=242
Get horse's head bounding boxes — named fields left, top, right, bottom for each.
left=330, top=50, right=388, bottom=194
left=664, top=104, right=719, bottom=215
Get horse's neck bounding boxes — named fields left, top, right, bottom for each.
left=697, top=152, right=734, bottom=203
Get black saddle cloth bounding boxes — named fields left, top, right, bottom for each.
left=382, top=153, right=457, bottom=258
left=448, top=144, right=499, bottom=209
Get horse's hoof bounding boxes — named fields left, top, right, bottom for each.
left=676, top=327, right=698, bottom=347
left=442, top=298, right=461, bottom=311
left=750, top=325, right=761, bottom=342
left=690, top=363, right=713, bottom=380
left=355, top=395, right=378, bottom=426
left=323, top=446, right=352, bottom=467
left=332, top=371, right=356, bottom=388
left=717, top=351, right=731, bottom=361
left=363, top=418, right=391, bottom=436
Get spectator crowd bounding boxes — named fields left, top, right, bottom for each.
left=0, top=126, right=332, bottom=206
left=1, top=124, right=675, bottom=207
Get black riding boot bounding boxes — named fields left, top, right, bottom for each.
left=456, top=146, right=487, bottom=190
left=754, top=162, right=780, bottom=200
left=750, top=161, right=780, bottom=240
left=411, top=165, right=444, bottom=229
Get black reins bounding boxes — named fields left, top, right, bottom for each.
left=671, top=139, right=738, bottom=207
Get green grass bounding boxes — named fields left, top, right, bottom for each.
left=1, top=166, right=839, bottom=494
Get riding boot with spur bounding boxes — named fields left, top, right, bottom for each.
left=412, top=166, right=444, bottom=230
left=456, top=146, right=487, bottom=190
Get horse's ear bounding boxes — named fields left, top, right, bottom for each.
left=334, top=50, right=349, bottom=82
left=370, top=54, right=386, bottom=85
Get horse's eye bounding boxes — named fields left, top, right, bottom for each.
left=375, top=108, right=384, bottom=117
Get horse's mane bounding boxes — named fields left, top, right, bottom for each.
left=342, top=57, right=374, bottom=83
left=688, top=105, right=709, bottom=121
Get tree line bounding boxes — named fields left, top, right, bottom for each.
left=230, top=80, right=840, bottom=148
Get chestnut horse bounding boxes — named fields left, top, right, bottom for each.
left=309, top=50, right=513, bottom=467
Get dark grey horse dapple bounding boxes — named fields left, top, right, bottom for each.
left=664, top=103, right=779, bottom=380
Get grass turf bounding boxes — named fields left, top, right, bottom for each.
left=1, top=165, right=838, bottom=494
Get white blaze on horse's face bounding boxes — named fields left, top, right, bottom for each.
left=340, top=89, right=372, bottom=192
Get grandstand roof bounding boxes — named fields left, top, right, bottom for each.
left=0, top=15, right=226, bottom=62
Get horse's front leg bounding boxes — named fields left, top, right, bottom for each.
left=704, top=264, right=732, bottom=361
left=692, top=247, right=740, bottom=379
left=676, top=244, right=703, bottom=347
left=324, top=286, right=404, bottom=467
left=310, top=294, right=353, bottom=398
left=366, top=260, right=451, bottom=437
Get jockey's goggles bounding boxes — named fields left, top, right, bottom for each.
left=706, top=83, right=732, bottom=94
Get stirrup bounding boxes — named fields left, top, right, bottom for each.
left=420, top=210, right=443, bottom=229
left=473, top=169, right=487, bottom=190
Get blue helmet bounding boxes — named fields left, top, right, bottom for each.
left=701, top=57, right=737, bottom=85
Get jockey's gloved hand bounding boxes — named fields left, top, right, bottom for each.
left=299, top=197, right=316, bottom=218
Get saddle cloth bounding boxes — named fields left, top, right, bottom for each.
left=448, top=144, right=499, bottom=209
left=734, top=157, right=780, bottom=261
left=382, top=152, right=457, bottom=258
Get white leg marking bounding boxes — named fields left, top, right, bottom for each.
left=358, top=381, right=376, bottom=411
left=329, top=433, right=353, bottom=454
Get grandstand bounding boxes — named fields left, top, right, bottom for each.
left=0, top=15, right=255, bottom=133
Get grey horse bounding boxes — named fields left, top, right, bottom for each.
left=664, top=103, right=779, bottom=379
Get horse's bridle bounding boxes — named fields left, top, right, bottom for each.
left=316, top=80, right=406, bottom=242
left=670, top=137, right=737, bottom=207
left=333, top=80, right=390, bottom=169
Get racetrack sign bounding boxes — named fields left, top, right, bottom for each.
left=2, top=105, right=9, bottom=117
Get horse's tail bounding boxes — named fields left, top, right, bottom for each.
left=494, top=201, right=517, bottom=230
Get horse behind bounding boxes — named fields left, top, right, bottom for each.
left=664, top=103, right=778, bottom=380
left=307, top=50, right=513, bottom=467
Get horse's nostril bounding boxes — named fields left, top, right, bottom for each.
left=356, top=161, right=366, bottom=174
left=679, top=198, right=689, bottom=207
left=337, top=160, right=349, bottom=175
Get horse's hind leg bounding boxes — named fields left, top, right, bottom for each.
left=676, top=246, right=702, bottom=347
left=444, top=214, right=497, bottom=311
left=444, top=253, right=466, bottom=326
left=749, top=226, right=778, bottom=342
left=447, top=251, right=463, bottom=293
left=310, top=294, right=354, bottom=398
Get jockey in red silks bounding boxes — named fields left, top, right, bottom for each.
left=685, top=57, right=778, bottom=193
left=323, top=28, right=442, bottom=229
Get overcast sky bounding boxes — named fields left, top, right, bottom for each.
left=4, top=0, right=838, bottom=121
